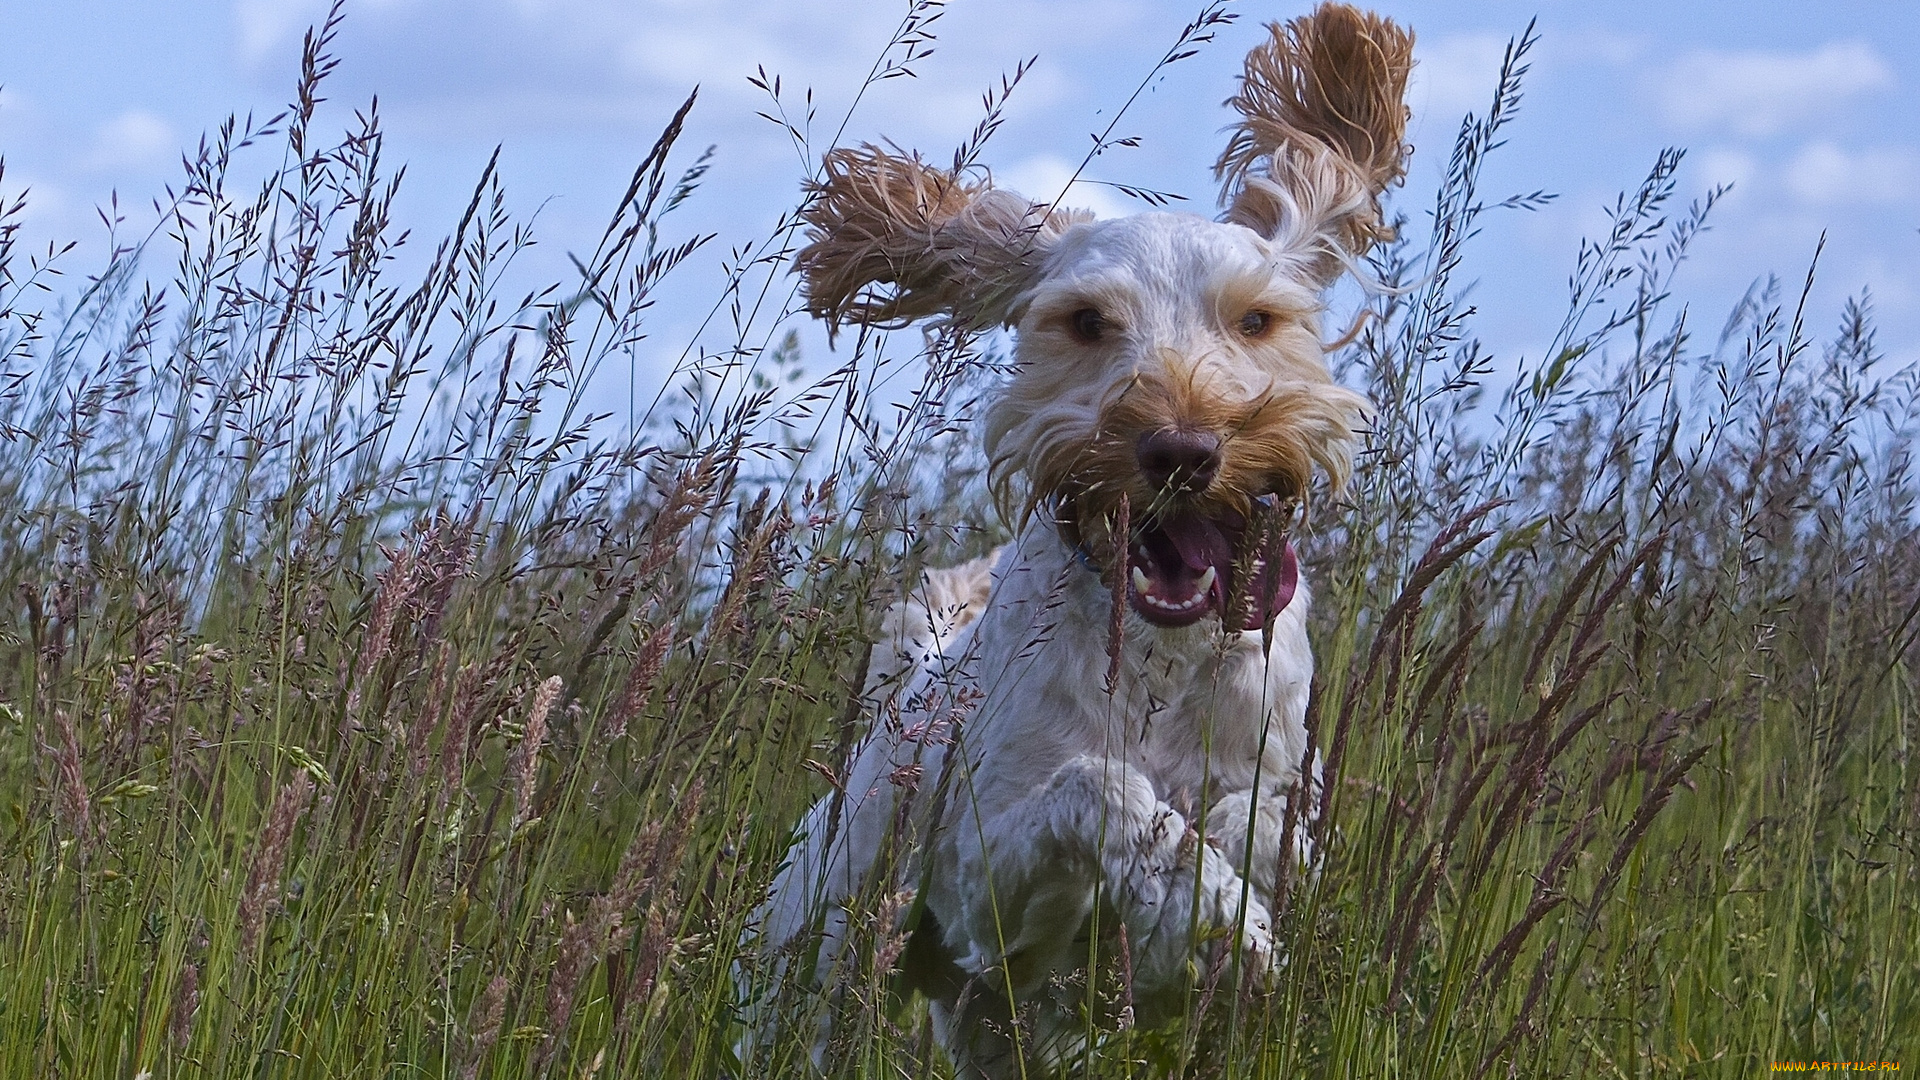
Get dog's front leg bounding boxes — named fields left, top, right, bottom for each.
left=1201, top=783, right=1316, bottom=910
left=955, top=754, right=1276, bottom=996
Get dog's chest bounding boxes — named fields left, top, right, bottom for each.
left=1114, top=626, right=1278, bottom=795
left=959, top=541, right=1299, bottom=803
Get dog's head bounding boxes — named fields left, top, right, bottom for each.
left=798, top=4, right=1412, bottom=631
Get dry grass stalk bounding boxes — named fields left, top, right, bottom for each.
left=598, top=455, right=718, bottom=741
left=239, top=771, right=315, bottom=952
left=1191, top=933, right=1233, bottom=1029
left=511, top=676, right=564, bottom=828
left=1471, top=808, right=1596, bottom=992
left=439, top=660, right=493, bottom=807
left=1375, top=531, right=1654, bottom=1004
left=341, top=514, right=474, bottom=747
left=459, top=974, right=509, bottom=1080
left=1273, top=682, right=1320, bottom=913
left=637, top=454, right=718, bottom=583
left=1322, top=502, right=1501, bottom=835
left=346, top=541, right=419, bottom=725
left=606, top=622, right=673, bottom=741
left=1521, top=534, right=1623, bottom=686
left=110, top=592, right=183, bottom=771
left=1583, top=740, right=1713, bottom=923
left=1457, top=697, right=1611, bottom=889
left=610, top=779, right=705, bottom=1042
left=52, top=709, right=90, bottom=843
left=707, top=491, right=794, bottom=643
left=1472, top=940, right=1558, bottom=1080
left=1104, top=493, right=1129, bottom=693
left=537, top=908, right=600, bottom=1075
left=1582, top=700, right=1708, bottom=803
left=1371, top=525, right=1696, bottom=1017
left=411, top=511, right=477, bottom=653
left=409, top=640, right=456, bottom=783
left=537, top=780, right=707, bottom=1073
left=168, top=962, right=200, bottom=1049
left=1563, top=533, right=1668, bottom=672
left=614, top=906, right=673, bottom=1046
left=869, top=888, right=915, bottom=979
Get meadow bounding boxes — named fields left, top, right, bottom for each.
left=0, top=5, right=1912, bottom=1077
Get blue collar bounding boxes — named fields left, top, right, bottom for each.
left=1072, top=542, right=1101, bottom=574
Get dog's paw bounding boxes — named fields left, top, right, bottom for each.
left=1119, top=846, right=1278, bottom=989
left=1227, top=897, right=1280, bottom=984
left=1193, top=849, right=1280, bottom=983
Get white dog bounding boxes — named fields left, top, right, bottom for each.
left=741, top=6, right=1411, bottom=1075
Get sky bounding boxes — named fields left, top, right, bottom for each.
left=3, top=0, right=1917, bottom=411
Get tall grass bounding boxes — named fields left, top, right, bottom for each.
left=1, top=7, right=1913, bottom=1077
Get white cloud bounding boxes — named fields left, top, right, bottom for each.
left=87, top=111, right=179, bottom=172
left=1783, top=141, right=1920, bottom=207
left=0, top=86, right=47, bottom=145
left=1542, top=27, right=1647, bottom=69
left=1659, top=41, right=1894, bottom=137
left=0, top=168, right=82, bottom=250
left=996, top=155, right=1139, bottom=221
left=234, top=0, right=333, bottom=67
left=1850, top=252, right=1920, bottom=318
left=1410, top=34, right=1508, bottom=123
left=1694, top=146, right=1758, bottom=203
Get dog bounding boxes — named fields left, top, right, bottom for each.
left=740, top=6, right=1411, bottom=1075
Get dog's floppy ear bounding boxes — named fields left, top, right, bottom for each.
left=1215, top=3, right=1413, bottom=283
left=797, top=145, right=1089, bottom=336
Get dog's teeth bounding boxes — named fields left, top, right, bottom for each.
left=1132, top=567, right=1152, bottom=594
left=1196, top=566, right=1217, bottom=594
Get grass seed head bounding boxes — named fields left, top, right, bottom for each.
left=511, top=675, right=564, bottom=828
left=239, top=771, right=315, bottom=953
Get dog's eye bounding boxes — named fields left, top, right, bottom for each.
left=1069, top=308, right=1107, bottom=343
left=1237, top=310, right=1273, bottom=337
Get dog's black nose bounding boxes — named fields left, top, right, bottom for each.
left=1136, top=428, right=1223, bottom=493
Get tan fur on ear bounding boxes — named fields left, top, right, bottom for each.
left=797, top=145, right=1090, bottom=335
left=1215, top=4, right=1414, bottom=268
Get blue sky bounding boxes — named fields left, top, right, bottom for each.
left=3, top=0, right=1917, bottom=402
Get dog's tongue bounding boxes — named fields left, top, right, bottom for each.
left=1162, top=514, right=1233, bottom=573
left=1247, top=542, right=1300, bottom=631
left=1157, top=513, right=1298, bottom=630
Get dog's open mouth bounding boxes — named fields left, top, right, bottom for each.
left=1121, top=503, right=1298, bottom=631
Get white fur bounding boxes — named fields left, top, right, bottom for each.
left=739, top=211, right=1333, bottom=1080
